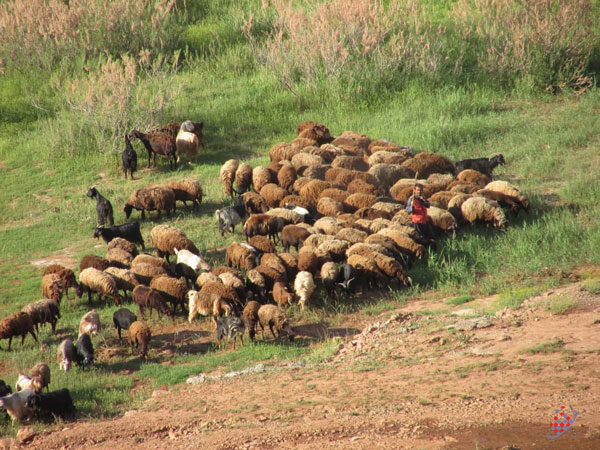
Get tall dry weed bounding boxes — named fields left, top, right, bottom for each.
left=452, top=0, right=597, bottom=90
left=0, top=0, right=180, bottom=72
left=243, top=0, right=453, bottom=97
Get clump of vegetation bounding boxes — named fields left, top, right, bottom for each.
left=543, top=295, right=578, bottom=315
left=491, top=286, right=542, bottom=312
left=583, top=279, right=600, bottom=294
left=446, top=295, right=474, bottom=306
left=523, top=339, right=565, bottom=354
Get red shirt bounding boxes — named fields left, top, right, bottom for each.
left=407, top=196, right=429, bottom=224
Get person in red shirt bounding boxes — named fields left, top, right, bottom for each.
left=406, top=183, right=435, bottom=241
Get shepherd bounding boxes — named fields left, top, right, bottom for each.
left=406, top=182, right=435, bottom=242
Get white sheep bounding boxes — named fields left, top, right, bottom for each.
left=460, top=196, right=508, bottom=228
left=174, top=248, right=211, bottom=273
left=294, top=271, right=316, bottom=310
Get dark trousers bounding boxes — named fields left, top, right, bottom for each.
left=413, top=219, right=436, bottom=241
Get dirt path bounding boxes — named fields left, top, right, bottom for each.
left=12, top=281, right=600, bottom=450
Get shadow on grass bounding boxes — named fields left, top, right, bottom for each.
left=291, top=323, right=360, bottom=340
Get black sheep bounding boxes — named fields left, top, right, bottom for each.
left=87, top=187, right=114, bottom=226
left=26, top=388, right=75, bottom=422
left=113, top=308, right=137, bottom=340
left=0, top=379, right=12, bottom=397
left=76, top=333, right=94, bottom=366
left=93, top=221, right=145, bottom=249
left=454, top=154, right=506, bottom=178
left=122, top=134, right=138, bottom=180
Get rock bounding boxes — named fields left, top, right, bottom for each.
left=17, top=427, right=35, bottom=444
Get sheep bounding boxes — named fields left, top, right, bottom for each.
left=213, top=315, right=245, bottom=350
left=43, top=265, right=82, bottom=299
left=335, top=227, right=369, bottom=245
left=294, top=271, right=316, bottom=310
left=176, top=121, right=200, bottom=163
left=455, top=154, right=506, bottom=177
left=245, top=269, right=267, bottom=301
left=41, top=273, right=64, bottom=304
left=281, top=225, right=311, bottom=253
left=225, top=242, right=258, bottom=271
left=26, top=388, right=75, bottom=423
left=101, top=268, right=138, bottom=301
left=265, top=207, right=303, bottom=224
left=292, top=177, right=312, bottom=195
left=316, top=239, right=350, bottom=262
left=324, top=167, right=352, bottom=183
left=196, top=272, right=221, bottom=289
left=28, top=362, right=50, bottom=393
left=218, top=272, right=246, bottom=301
left=296, top=121, right=333, bottom=145
left=331, top=131, right=371, bottom=155
left=113, top=308, right=138, bottom=340
left=0, top=312, right=38, bottom=350
left=21, top=300, right=60, bottom=333
left=234, top=163, right=253, bottom=195
left=253, top=265, right=286, bottom=292
left=269, top=142, right=302, bottom=162
left=220, top=159, right=239, bottom=197
left=460, top=196, right=508, bottom=228
left=346, top=254, right=385, bottom=288
left=347, top=178, right=383, bottom=197
left=368, top=151, right=412, bottom=166
left=475, top=189, right=527, bottom=215
left=320, top=261, right=339, bottom=297
left=15, top=374, right=33, bottom=392
left=242, top=301, right=261, bottom=341
left=318, top=188, right=349, bottom=204
left=364, top=234, right=406, bottom=261
left=484, top=180, right=529, bottom=210
left=299, top=179, right=332, bottom=204
left=260, top=253, right=287, bottom=279
left=291, top=152, right=325, bottom=172
left=122, top=133, right=138, bottom=179
left=106, top=237, right=139, bottom=257
left=86, top=187, right=114, bottom=227
left=79, top=310, right=101, bottom=337
left=0, top=388, right=34, bottom=422
left=373, top=253, right=412, bottom=287
left=79, top=267, right=122, bottom=305
left=80, top=254, right=111, bottom=272
left=106, top=247, right=134, bottom=268
left=456, top=169, right=490, bottom=187
left=368, top=164, right=410, bottom=191
left=187, top=291, right=231, bottom=323
left=317, top=197, right=344, bottom=217
left=447, top=181, right=481, bottom=194
left=371, top=200, right=403, bottom=215
left=257, top=304, right=294, bottom=340
left=428, top=206, right=458, bottom=232
left=150, top=275, right=188, bottom=314
left=302, top=164, right=329, bottom=180
left=201, top=280, right=241, bottom=309
left=130, top=263, right=169, bottom=285
left=95, top=227, right=143, bottom=256
left=242, top=191, right=270, bottom=215
left=344, top=193, right=376, bottom=211
left=57, top=339, right=77, bottom=373
left=128, top=321, right=152, bottom=361
left=129, top=129, right=177, bottom=169
left=447, top=192, right=473, bottom=218
left=427, top=191, right=456, bottom=209
left=339, top=263, right=356, bottom=292
left=150, top=224, right=199, bottom=261
left=132, top=285, right=173, bottom=320
left=260, top=183, right=288, bottom=208
left=242, top=214, right=280, bottom=242
left=282, top=203, right=313, bottom=223
left=297, top=248, right=319, bottom=274
left=124, top=186, right=176, bottom=220
left=377, top=228, right=427, bottom=261
left=247, top=236, right=274, bottom=255
left=335, top=171, right=380, bottom=188
left=75, top=333, right=94, bottom=366
left=167, top=178, right=203, bottom=210
left=252, top=166, right=272, bottom=193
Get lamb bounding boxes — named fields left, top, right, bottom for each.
left=21, top=299, right=60, bottom=333
left=124, top=186, right=176, bottom=220
left=260, top=183, right=288, bottom=208
left=28, top=362, right=50, bottom=393
left=150, top=224, right=199, bottom=261
left=43, top=265, right=82, bottom=299
left=15, top=374, right=33, bottom=392
left=249, top=235, right=276, bottom=254
left=455, top=154, right=506, bottom=177
left=79, top=267, right=122, bottom=305
left=176, top=121, right=200, bottom=163
left=294, top=271, right=316, bottom=310
left=460, top=196, right=508, bottom=228
left=187, top=291, right=232, bottom=323
left=41, top=273, right=64, bottom=304
left=281, top=225, right=311, bottom=253
left=75, top=333, right=94, bottom=366
left=79, top=310, right=101, bottom=337
left=213, top=315, right=245, bottom=350
left=129, top=129, right=177, bottom=169
left=242, top=191, right=270, bottom=215
left=122, top=133, right=138, bottom=179
left=242, top=214, right=281, bottom=242
left=26, top=388, right=75, bottom=422
left=234, top=163, right=253, bottom=195
left=150, top=275, right=189, bottom=314
left=113, top=308, right=138, bottom=340
left=57, top=339, right=78, bottom=373
left=128, top=321, right=152, bottom=361
left=225, top=243, right=258, bottom=271
left=0, top=312, right=38, bottom=350
left=80, top=254, right=111, bottom=272
left=132, top=285, right=173, bottom=320
left=220, top=159, right=239, bottom=197
left=242, top=301, right=261, bottom=341
left=257, top=304, right=294, bottom=340
left=272, top=281, right=295, bottom=307
left=86, top=187, right=114, bottom=227
left=0, top=388, right=34, bottom=422
left=320, top=261, right=340, bottom=297
left=167, top=178, right=203, bottom=210
left=252, top=166, right=272, bottom=193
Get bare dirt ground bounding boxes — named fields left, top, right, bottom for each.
left=8, top=276, right=600, bottom=450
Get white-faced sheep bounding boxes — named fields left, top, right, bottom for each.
left=187, top=291, right=232, bottom=323
left=78, top=310, right=101, bottom=337
left=124, top=186, right=176, bottom=220
left=234, top=163, right=253, bottom=195
left=257, top=304, right=295, bottom=340
left=260, top=183, right=288, bottom=208
left=128, top=321, right=152, bottom=361
left=57, top=339, right=77, bottom=373
left=0, top=312, right=38, bottom=351
left=174, top=248, right=211, bottom=274
left=176, top=121, right=200, bottom=163
left=167, top=178, right=203, bottom=210
left=252, top=166, right=272, bottom=193
left=460, top=196, right=508, bottom=228
left=150, top=224, right=199, bottom=261
left=150, top=275, right=189, bottom=314
left=79, top=268, right=122, bottom=305
left=294, top=271, right=316, bottom=310
left=220, top=159, right=239, bottom=197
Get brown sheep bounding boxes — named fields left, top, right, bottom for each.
left=279, top=195, right=314, bottom=212
left=41, top=273, right=64, bottom=304
left=124, top=186, right=176, bottom=220
left=278, top=252, right=299, bottom=281
left=254, top=265, right=286, bottom=292
left=149, top=276, right=189, bottom=314
left=269, top=142, right=302, bottom=162
left=79, top=268, right=122, bottom=305
left=334, top=170, right=379, bottom=187
left=335, top=228, right=368, bottom=245
left=242, top=191, right=269, bottom=215
left=368, top=151, right=412, bottom=166
left=292, top=177, right=312, bottom=194
left=297, top=248, right=319, bottom=274
left=324, top=167, right=352, bottom=183
left=428, top=191, right=456, bottom=209
left=377, top=228, right=427, bottom=261
left=80, top=254, right=111, bottom=272
left=331, top=131, right=371, bottom=155
left=252, top=166, right=272, bottom=192
left=299, top=179, right=332, bottom=204
left=347, top=178, right=383, bottom=197
left=281, top=225, right=311, bottom=253
left=249, top=235, right=276, bottom=254
left=234, top=163, right=253, bottom=195
left=302, top=164, right=329, bottom=180
left=317, top=197, right=345, bottom=217
left=373, top=253, right=412, bottom=287
left=225, top=243, right=258, bottom=271
left=29, top=362, right=51, bottom=393
left=149, top=224, right=199, bottom=261
left=220, top=159, right=239, bottom=197
left=201, top=282, right=240, bottom=309
left=78, top=310, right=101, bottom=337
left=413, top=152, right=456, bottom=174
left=21, top=299, right=60, bottom=334
left=0, top=312, right=38, bottom=351
left=427, top=173, right=455, bottom=191
left=344, top=193, right=376, bottom=211
left=260, top=183, right=288, bottom=208
left=43, top=265, right=82, bottom=299
left=242, top=300, right=261, bottom=341
left=132, top=285, right=173, bottom=320
left=272, top=282, right=295, bottom=308
left=277, top=163, right=297, bottom=192
left=447, top=181, right=481, bottom=194
left=106, top=238, right=138, bottom=257
left=296, top=121, right=333, bottom=145
left=128, top=321, right=151, bottom=361
left=318, top=188, right=349, bottom=203
left=187, top=290, right=232, bottom=323
left=257, top=304, right=294, bottom=340
left=106, top=247, right=134, bottom=268
left=331, top=155, right=369, bottom=172
left=166, top=178, right=203, bottom=210
left=290, top=152, right=325, bottom=172
left=368, top=140, right=412, bottom=155
left=132, top=254, right=172, bottom=273
left=104, top=267, right=139, bottom=298
left=242, top=214, right=281, bottom=242
left=260, top=253, right=287, bottom=279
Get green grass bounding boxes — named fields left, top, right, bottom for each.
left=446, top=295, right=474, bottom=306
left=543, top=295, right=578, bottom=315
left=583, top=279, right=600, bottom=295
left=523, top=339, right=566, bottom=355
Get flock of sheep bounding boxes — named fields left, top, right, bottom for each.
left=0, top=119, right=529, bottom=426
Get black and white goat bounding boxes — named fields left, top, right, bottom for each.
left=87, top=187, right=114, bottom=226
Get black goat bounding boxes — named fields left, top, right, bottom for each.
left=454, top=154, right=506, bottom=177
left=122, top=134, right=138, bottom=180
left=26, top=388, right=75, bottom=422
left=75, top=333, right=94, bottom=367
left=113, top=308, right=138, bottom=340
left=0, top=379, right=11, bottom=397
left=87, top=187, right=114, bottom=226
left=93, top=221, right=145, bottom=249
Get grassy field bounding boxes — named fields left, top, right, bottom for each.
left=0, top=0, right=599, bottom=436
